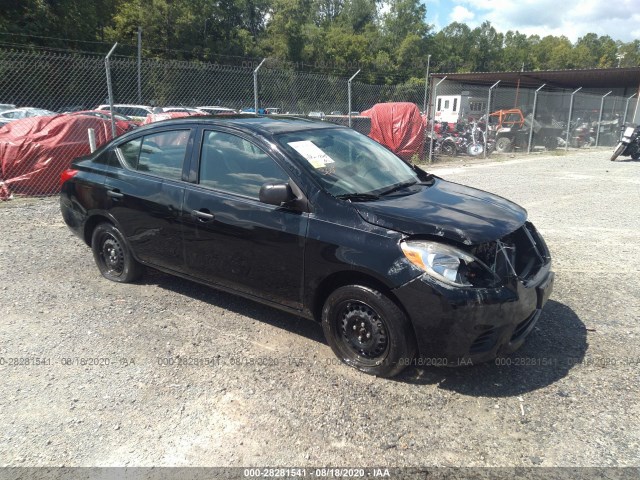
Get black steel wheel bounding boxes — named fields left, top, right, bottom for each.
left=322, top=285, right=416, bottom=377
left=91, top=223, right=142, bottom=283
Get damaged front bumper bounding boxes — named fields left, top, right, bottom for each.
left=393, top=262, right=554, bottom=365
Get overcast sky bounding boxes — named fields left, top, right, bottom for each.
left=424, top=0, right=640, bottom=42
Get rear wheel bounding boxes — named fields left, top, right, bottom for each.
left=439, top=140, right=457, bottom=157
left=610, top=142, right=625, bottom=161
left=322, top=285, right=416, bottom=377
left=544, top=136, right=558, bottom=151
left=91, top=223, right=142, bottom=283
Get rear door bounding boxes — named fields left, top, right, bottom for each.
left=181, top=128, right=308, bottom=309
left=104, top=127, right=194, bottom=272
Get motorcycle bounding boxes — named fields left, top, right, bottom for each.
left=610, top=124, right=640, bottom=161
left=439, top=121, right=492, bottom=157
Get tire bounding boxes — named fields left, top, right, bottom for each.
left=440, top=140, right=457, bottom=157
left=321, top=285, right=416, bottom=377
left=544, top=136, right=558, bottom=151
left=91, top=223, right=142, bottom=283
left=610, top=142, right=625, bottom=161
left=495, top=137, right=512, bottom=153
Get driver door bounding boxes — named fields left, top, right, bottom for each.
left=181, top=128, right=309, bottom=309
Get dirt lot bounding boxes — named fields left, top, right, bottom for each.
left=0, top=148, right=639, bottom=468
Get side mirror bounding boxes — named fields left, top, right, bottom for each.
left=259, top=182, right=295, bottom=206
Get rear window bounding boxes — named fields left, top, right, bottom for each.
left=117, top=130, right=190, bottom=180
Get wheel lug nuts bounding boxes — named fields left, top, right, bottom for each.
left=352, top=325, right=357, bottom=330
left=366, top=333, right=371, bottom=339
left=361, top=322, right=365, bottom=327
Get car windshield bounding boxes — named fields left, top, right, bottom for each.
left=276, top=128, right=419, bottom=198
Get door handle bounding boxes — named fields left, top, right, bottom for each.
left=192, top=209, right=215, bottom=221
left=107, top=189, right=124, bottom=199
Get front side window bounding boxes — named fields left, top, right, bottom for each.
left=116, top=130, right=189, bottom=180
left=199, top=130, right=289, bottom=198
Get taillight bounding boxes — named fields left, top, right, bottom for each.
left=60, top=169, right=79, bottom=188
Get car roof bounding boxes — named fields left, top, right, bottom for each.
left=125, top=115, right=341, bottom=136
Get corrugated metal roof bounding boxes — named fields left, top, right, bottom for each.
left=431, top=67, right=640, bottom=90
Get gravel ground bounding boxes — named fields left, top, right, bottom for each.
left=0, top=148, right=639, bottom=468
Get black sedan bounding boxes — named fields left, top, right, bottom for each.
left=60, top=116, right=554, bottom=377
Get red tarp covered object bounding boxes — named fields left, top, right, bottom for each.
left=361, top=102, right=425, bottom=161
left=0, top=115, right=124, bottom=199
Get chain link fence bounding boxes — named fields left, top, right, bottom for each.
left=0, top=45, right=636, bottom=199
left=428, top=78, right=637, bottom=160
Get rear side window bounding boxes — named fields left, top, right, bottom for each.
left=117, top=130, right=190, bottom=180
left=118, top=138, right=142, bottom=168
left=199, top=130, right=288, bottom=198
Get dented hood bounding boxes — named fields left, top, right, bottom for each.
left=354, top=178, right=527, bottom=245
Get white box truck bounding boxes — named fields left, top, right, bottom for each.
left=434, top=92, right=487, bottom=125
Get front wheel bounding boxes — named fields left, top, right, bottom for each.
left=91, top=223, right=142, bottom=283
left=495, top=137, right=512, bottom=153
left=610, top=142, right=625, bottom=161
left=322, top=285, right=416, bottom=377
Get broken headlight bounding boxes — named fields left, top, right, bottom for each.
left=400, top=240, right=499, bottom=288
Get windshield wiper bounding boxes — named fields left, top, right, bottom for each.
left=336, top=192, right=380, bottom=202
left=378, top=180, right=418, bottom=196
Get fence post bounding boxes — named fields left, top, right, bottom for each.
left=565, top=87, right=582, bottom=150
left=595, top=91, right=612, bottom=146
left=485, top=80, right=500, bottom=158
left=623, top=93, right=636, bottom=124
left=527, top=83, right=545, bottom=154
left=348, top=69, right=361, bottom=127
left=137, top=27, right=142, bottom=104
left=422, top=54, right=431, bottom=114
left=253, top=58, right=266, bottom=115
left=428, top=76, right=447, bottom=163
left=105, top=42, right=118, bottom=139
left=88, top=129, right=97, bottom=153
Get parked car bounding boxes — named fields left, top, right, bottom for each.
left=0, top=103, right=17, bottom=113
left=96, top=104, right=153, bottom=122
left=308, top=111, right=325, bottom=118
left=197, top=106, right=237, bottom=115
left=0, top=107, right=56, bottom=128
left=68, top=110, right=139, bottom=131
left=0, top=114, right=126, bottom=199
left=0, top=107, right=56, bottom=121
left=156, top=107, right=206, bottom=115
left=240, top=107, right=267, bottom=114
left=60, top=117, right=554, bottom=377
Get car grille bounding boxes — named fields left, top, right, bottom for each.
left=471, top=222, right=550, bottom=285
